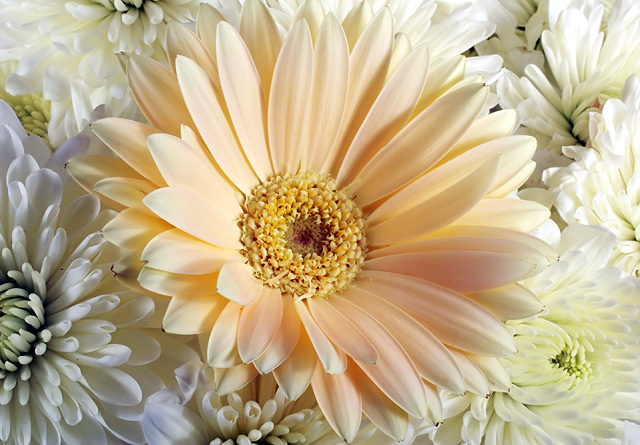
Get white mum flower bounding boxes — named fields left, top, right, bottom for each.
left=545, top=74, right=640, bottom=276
left=497, top=0, right=640, bottom=157
left=142, top=361, right=378, bottom=445
left=0, top=99, right=190, bottom=444
left=0, top=0, right=201, bottom=148
left=431, top=223, right=640, bottom=444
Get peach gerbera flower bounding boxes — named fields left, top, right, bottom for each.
left=68, top=1, right=553, bottom=441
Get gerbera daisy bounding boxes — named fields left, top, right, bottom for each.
left=431, top=223, right=640, bottom=444
left=546, top=74, right=640, bottom=276
left=143, top=360, right=378, bottom=444
left=68, top=1, right=554, bottom=440
left=0, top=0, right=201, bottom=147
left=0, top=99, right=201, bottom=444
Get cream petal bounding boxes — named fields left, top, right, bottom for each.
left=337, top=44, right=429, bottom=186
left=351, top=364, right=409, bottom=441
left=467, top=283, right=544, bottom=320
left=141, top=229, right=242, bottom=275
left=307, top=297, right=378, bottom=364
left=253, top=295, right=300, bottom=374
left=94, top=176, right=156, bottom=213
left=207, top=301, right=242, bottom=368
left=216, top=261, right=263, bottom=306
left=268, top=19, right=313, bottom=174
left=142, top=186, right=241, bottom=249
left=137, top=267, right=218, bottom=298
left=350, top=83, right=488, bottom=205
left=450, top=199, right=551, bottom=233
left=446, top=110, right=517, bottom=160
left=356, top=271, right=517, bottom=357
left=102, top=208, right=171, bottom=250
left=239, top=0, right=283, bottom=98
left=449, top=350, right=491, bottom=397
left=273, top=332, right=317, bottom=400
left=295, top=300, right=347, bottom=374
left=310, top=363, right=362, bottom=443
left=127, top=55, right=194, bottom=136
left=367, top=156, right=499, bottom=246
left=146, top=132, right=243, bottom=215
left=175, top=55, right=259, bottom=193
left=196, top=3, right=225, bottom=59
left=323, top=8, right=393, bottom=173
left=341, top=0, right=374, bottom=50
left=412, top=55, right=465, bottom=116
left=162, top=294, right=226, bottom=335
left=166, top=21, right=219, bottom=84
left=330, top=295, right=428, bottom=419
left=91, top=118, right=165, bottom=186
left=301, top=14, right=349, bottom=173
left=344, top=285, right=464, bottom=394
left=237, top=286, right=283, bottom=363
left=66, top=155, right=145, bottom=211
left=214, top=363, right=259, bottom=396
left=216, top=22, right=272, bottom=181
left=470, top=355, right=512, bottom=392
left=364, top=248, right=537, bottom=294
left=290, top=0, right=324, bottom=41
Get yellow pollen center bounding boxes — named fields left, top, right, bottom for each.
left=239, top=172, right=366, bottom=298
left=549, top=337, right=592, bottom=385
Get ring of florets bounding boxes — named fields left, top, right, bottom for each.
left=239, top=172, right=366, bottom=299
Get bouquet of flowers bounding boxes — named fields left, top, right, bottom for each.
left=0, top=0, right=639, bottom=443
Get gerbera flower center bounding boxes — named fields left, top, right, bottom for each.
left=0, top=280, right=50, bottom=379
left=240, top=172, right=366, bottom=298
left=549, top=337, right=592, bottom=384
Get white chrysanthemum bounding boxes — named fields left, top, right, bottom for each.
left=497, top=0, right=640, bottom=158
left=212, top=0, right=502, bottom=81
left=143, top=361, right=378, bottom=445
left=545, top=74, right=640, bottom=276
left=431, top=223, right=640, bottom=445
left=0, top=99, right=189, bottom=444
left=0, top=0, right=200, bottom=147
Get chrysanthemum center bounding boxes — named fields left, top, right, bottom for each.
left=549, top=338, right=592, bottom=383
left=0, top=88, right=51, bottom=147
left=0, top=282, right=50, bottom=378
left=240, top=172, right=366, bottom=298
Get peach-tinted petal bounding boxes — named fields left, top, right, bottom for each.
left=449, top=349, right=491, bottom=397
left=268, top=20, right=313, bottom=173
left=66, top=156, right=144, bottom=211
left=93, top=176, right=156, bottom=213
left=214, top=363, right=259, bottom=396
left=356, top=270, right=517, bottom=357
left=301, top=14, right=349, bottom=173
left=217, top=22, right=272, bottom=181
left=162, top=294, right=226, bottom=335
left=238, top=0, right=282, bottom=97
left=364, top=247, right=537, bottom=293
left=216, top=261, right=263, bottom=306
left=207, top=301, right=242, bottom=368
left=146, top=133, right=243, bottom=215
left=141, top=229, right=242, bottom=275
left=341, top=0, right=374, bottom=50
left=90, top=118, right=165, bottom=186
left=127, top=55, right=194, bottom=136
left=273, top=332, right=317, bottom=400
left=366, top=156, right=499, bottom=246
left=237, top=286, right=283, bottom=363
left=102, top=208, right=171, bottom=250
left=446, top=109, right=517, bottom=160
left=470, top=355, right=512, bottom=392
left=344, top=285, right=464, bottom=394
left=311, top=363, right=362, bottom=443
left=350, top=83, right=488, bottom=205
left=295, top=300, right=347, bottom=374
left=307, top=297, right=378, bottom=364
left=253, top=295, right=301, bottom=374
left=137, top=267, right=218, bottom=298
left=450, top=199, right=551, bottom=232
left=412, top=55, right=466, bottom=116
left=175, top=55, right=259, bottom=193
left=337, top=44, right=429, bottom=186
left=142, top=186, right=241, bottom=249
left=166, top=21, right=219, bottom=84
left=290, top=0, right=324, bottom=41
left=196, top=3, right=225, bottom=59
left=330, top=295, right=428, bottom=419
left=351, top=364, right=409, bottom=441
left=467, top=283, right=544, bottom=320
left=323, top=8, right=393, bottom=173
